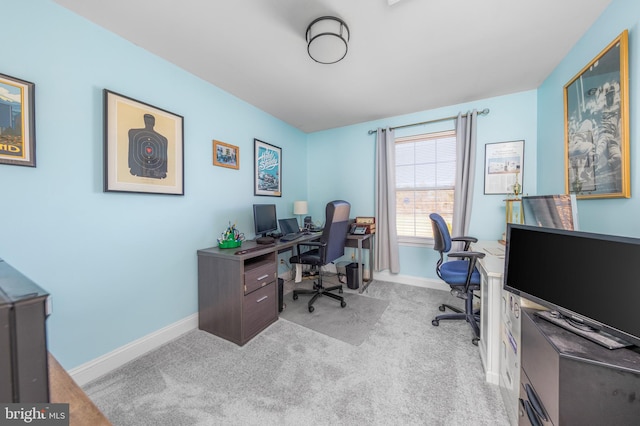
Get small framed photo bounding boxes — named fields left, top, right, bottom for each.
left=254, top=138, right=281, bottom=197
left=213, top=140, right=239, bottom=169
left=104, top=89, right=184, bottom=195
left=0, top=73, right=36, bottom=167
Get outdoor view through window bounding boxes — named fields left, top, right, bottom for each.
left=395, top=130, right=456, bottom=241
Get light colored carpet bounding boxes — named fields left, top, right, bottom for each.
left=83, top=279, right=509, bottom=425
left=279, top=288, right=389, bottom=346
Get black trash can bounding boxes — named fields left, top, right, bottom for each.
left=278, top=277, right=284, bottom=312
left=346, top=262, right=359, bottom=290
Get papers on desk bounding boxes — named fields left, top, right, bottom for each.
left=484, top=246, right=505, bottom=257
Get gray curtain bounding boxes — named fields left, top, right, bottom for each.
left=375, top=128, right=400, bottom=273
left=452, top=110, right=478, bottom=241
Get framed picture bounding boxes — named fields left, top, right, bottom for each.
left=484, top=140, right=524, bottom=195
left=254, top=139, right=281, bottom=197
left=104, top=89, right=184, bottom=195
left=564, top=30, right=630, bottom=199
left=213, top=140, right=239, bottom=169
left=0, top=73, right=36, bottom=167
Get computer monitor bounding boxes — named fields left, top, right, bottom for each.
left=253, top=204, right=278, bottom=240
left=522, top=194, right=579, bottom=230
left=278, top=218, right=299, bottom=235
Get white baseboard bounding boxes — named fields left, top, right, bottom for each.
left=69, top=313, right=198, bottom=387
left=372, top=270, right=449, bottom=292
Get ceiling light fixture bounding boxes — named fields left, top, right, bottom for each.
left=306, top=16, right=350, bottom=64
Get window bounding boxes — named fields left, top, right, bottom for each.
left=395, top=130, right=456, bottom=242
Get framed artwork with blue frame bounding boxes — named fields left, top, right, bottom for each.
left=254, top=138, right=281, bottom=197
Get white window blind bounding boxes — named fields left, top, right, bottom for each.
left=395, top=130, right=456, bottom=241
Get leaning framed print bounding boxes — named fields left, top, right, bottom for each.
left=213, top=140, right=239, bottom=169
left=484, top=140, right=524, bottom=195
left=254, top=138, right=281, bottom=197
left=0, top=73, right=36, bottom=167
left=564, top=30, right=630, bottom=199
left=104, top=89, right=184, bottom=195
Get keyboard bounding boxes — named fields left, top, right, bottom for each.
left=280, top=233, right=303, bottom=242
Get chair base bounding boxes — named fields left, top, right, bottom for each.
left=293, top=283, right=346, bottom=313
left=432, top=291, right=480, bottom=345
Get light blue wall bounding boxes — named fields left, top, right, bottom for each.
left=307, top=90, right=537, bottom=279
left=538, top=0, right=640, bottom=237
left=3, top=0, right=627, bottom=370
left=1, top=0, right=307, bottom=369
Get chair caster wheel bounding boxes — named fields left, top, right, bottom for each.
left=308, top=305, right=314, bottom=313
left=293, top=293, right=298, bottom=300
left=432, top=319, right=439, bottom=326
left=341, top=301, right=347, bottom=308
left=438, top=305, right=446, bottom=312
left=472, top=338, right=479, bottom=346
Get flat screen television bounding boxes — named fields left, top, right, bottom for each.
left=253, top=204, right=278, bottom=242
left=504, top=223, right=640, bottom=349
left=522, top=194, right=578, bottom=230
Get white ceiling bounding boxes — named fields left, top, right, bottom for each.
left=53, top=0, right=612, bottom=133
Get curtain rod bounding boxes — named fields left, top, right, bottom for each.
left=367, top=108, right=490, bottom=135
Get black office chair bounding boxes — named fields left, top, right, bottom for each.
left=290, top=200, right=351, bottom=313
left=429, top=213, right=485, bottom=345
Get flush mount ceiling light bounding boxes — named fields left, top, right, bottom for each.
left=306, top=16, right=350, bottom=64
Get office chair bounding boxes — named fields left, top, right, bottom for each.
left=290, top=200, right=351, bottom=313
left=429, top=213, right=485, bottom=345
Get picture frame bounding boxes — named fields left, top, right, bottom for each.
left=484, top=140, right=524, bottom=195
left=564, top=30, right=630, bottom=199
left=254, top=138, right=281, bottom=197
left=0, top=73, right=36, bottom=167
left=213, top=140, right=239, bottom=169
left=104, top=89, right=184, bottom=195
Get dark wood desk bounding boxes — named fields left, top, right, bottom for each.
left=197, top=233, right=320, bottom=345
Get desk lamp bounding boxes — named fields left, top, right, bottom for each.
left=293, top=201, right=308, bottom=230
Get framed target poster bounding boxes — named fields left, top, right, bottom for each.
left=104, top=90, right=184, bottom=195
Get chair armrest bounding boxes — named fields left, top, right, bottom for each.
left=451, top=236, right=478, bottom=251
left=447, top=251, right=485, bottom=260
left=295, top=240, right=327, bottom=254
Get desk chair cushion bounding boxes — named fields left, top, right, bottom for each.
left=439, top=260, right=481, bottom=286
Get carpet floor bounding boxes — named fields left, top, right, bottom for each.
left=83, top=277, right=509, bottom=425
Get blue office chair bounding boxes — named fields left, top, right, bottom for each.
left=290, top=200, right=350, bottom=313
left=429, top=213, right=485, bottom=345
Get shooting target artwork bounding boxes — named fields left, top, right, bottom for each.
left=104, top=90, right=184, bottom=195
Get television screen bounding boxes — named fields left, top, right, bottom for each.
left=504, top=224, right=640, bottom=348
left=522, top=194, right=578, bottom=230
left=253, top=204, right=278, bottom=238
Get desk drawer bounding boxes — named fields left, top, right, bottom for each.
left=244, top=262, right=276, bottom=295
left=243, top=282, right=276, bottom=339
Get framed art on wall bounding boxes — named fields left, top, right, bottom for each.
left=484, top=140, right=524, bottom=195
left=0, top=73, right=36, bottom=167
left=213, top=140, right=239, bottom=169
left=254, top=138, right=281, bottom=197
left=564, top=30, right=630, bottom=199
left=104, top=89, right=184, bottom=195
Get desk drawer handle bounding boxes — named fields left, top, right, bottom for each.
left=256, top=295, right=269, bottom=303
left=256, top=274, right=269, bottom=281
